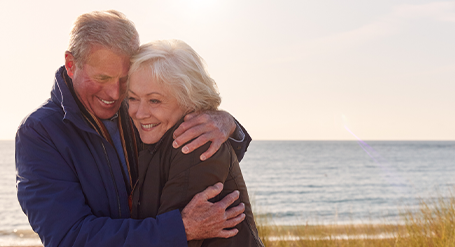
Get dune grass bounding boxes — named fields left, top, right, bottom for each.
left=256, top=195, right=455, bottom=246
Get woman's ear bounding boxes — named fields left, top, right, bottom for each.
left=64, top=51, right=76, bottom=78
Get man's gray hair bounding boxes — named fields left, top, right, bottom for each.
left=129, top=40, right=221, bottom=112
left=68, top=10, right=140, bottom=67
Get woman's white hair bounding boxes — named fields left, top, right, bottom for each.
left=129, top=40, right=221, bottom=112
left=68, top=10, right=139, bottom=67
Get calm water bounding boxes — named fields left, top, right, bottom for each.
left=1, top=140, right=455, bottom=245
left=241, top=141, right=455, bottom=225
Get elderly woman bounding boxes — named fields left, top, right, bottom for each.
left=128, top=40, right=264, bottom=246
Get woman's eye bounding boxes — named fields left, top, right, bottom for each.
left=128, top=97, right=137, bottom=101
left=150, top=99, right=161, bottom=104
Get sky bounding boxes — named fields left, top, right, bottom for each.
left=1, top=0, right=454, bottom=140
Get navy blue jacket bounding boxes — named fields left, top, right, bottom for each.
left=16, top=66, right=251, bottom=246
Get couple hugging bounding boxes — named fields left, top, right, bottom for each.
left=16, top=10, right=264, bottom=247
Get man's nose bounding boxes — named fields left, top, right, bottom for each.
left=104, top=79, right=120, bottom=100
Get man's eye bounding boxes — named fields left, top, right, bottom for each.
left=96, top=77, right=110, bottom=81
left=120, top=77, right=128, bottom=84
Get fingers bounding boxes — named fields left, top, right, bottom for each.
left=197, top=182, right=223, bottom=201
left=217, top=213, right=245, bottom=239
left=200, top=140, right=222, bottom=161
left=216, top=190, right=240, bottom=209
left=182, top=186, right=244, bottom=240
left=173, top=120, right=212, bottom=150
left=184, top=112, right=198, bottom=121
left=173, top=111, right=232, bottom=158
left=173, top=112, right=208, bottom=141
left=224, top=213, right=246, bottom=230
left=225, top=202, right=245, bottom=220
left=176, top=130, right=211, bottom=155
left=217, top=228, right=240, bottom=239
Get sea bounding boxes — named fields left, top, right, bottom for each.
left=1, top=140, right=455, bottom=245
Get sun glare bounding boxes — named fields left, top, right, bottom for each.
left=185, top=0, right=216, bottom=11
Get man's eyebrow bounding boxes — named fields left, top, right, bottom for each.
left=96, top=75, right=112, bottom=80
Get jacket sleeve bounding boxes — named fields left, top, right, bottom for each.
left=228, top=119, right=252, bottom=162
left=15, top=121, right=188, bottom=247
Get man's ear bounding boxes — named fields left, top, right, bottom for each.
left=65, top=51, right=76, bottom=78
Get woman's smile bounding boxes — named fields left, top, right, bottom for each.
left=141, top=123, right=160, bottom=130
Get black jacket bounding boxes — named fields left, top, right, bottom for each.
left=131, top=119, right=263, bottom=247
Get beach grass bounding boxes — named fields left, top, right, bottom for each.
left=7, top=194, right=455, bottom=247
left=256, top=194, right=455, bottom=247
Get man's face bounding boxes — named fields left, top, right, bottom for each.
left=66, top=46, right=130, bottom=119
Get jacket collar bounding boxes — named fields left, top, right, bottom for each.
left=51, top=66, right=103, bottom=135
left=52, top=66, right=140, bottom=188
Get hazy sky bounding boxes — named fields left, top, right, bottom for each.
left=1, top=0, right=454, bottom=140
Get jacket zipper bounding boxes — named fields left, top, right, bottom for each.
left=100, top=140, right=122, bottom=218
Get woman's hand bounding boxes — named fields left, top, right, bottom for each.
left=172, top=110, right=236, bottom=160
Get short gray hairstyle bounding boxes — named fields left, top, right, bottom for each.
left=129, top=40, right=221, bottom=112
left=68, top=10, right=140, bottom=67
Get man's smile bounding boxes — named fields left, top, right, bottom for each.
left=98, top=97, right=116, bottom=105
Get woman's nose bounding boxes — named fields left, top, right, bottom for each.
left=136, top=101, right=151, bottom=119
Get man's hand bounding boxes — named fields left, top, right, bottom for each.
left=173, top=111, right=236, bottom=161
left=181, top=183, right=246, bottom=241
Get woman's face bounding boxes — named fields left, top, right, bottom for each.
left=128, top=68, right=186, bottom=144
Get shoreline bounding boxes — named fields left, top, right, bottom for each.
left=0, top=223, right=404, bottom=246
left=258, top=223, right=405, bottom=238
left=0, top=229, right=41, bottom=247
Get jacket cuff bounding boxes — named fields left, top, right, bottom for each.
left=227, top=118, right=252, bottom=162
left=228, top=121, right=245, bottom=143
left=156, top=209, right=188, bottom=246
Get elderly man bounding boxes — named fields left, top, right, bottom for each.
left=16, top=10, right=251, bottom=246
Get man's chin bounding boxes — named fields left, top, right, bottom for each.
left=93, top=108, right=120, bottom=120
